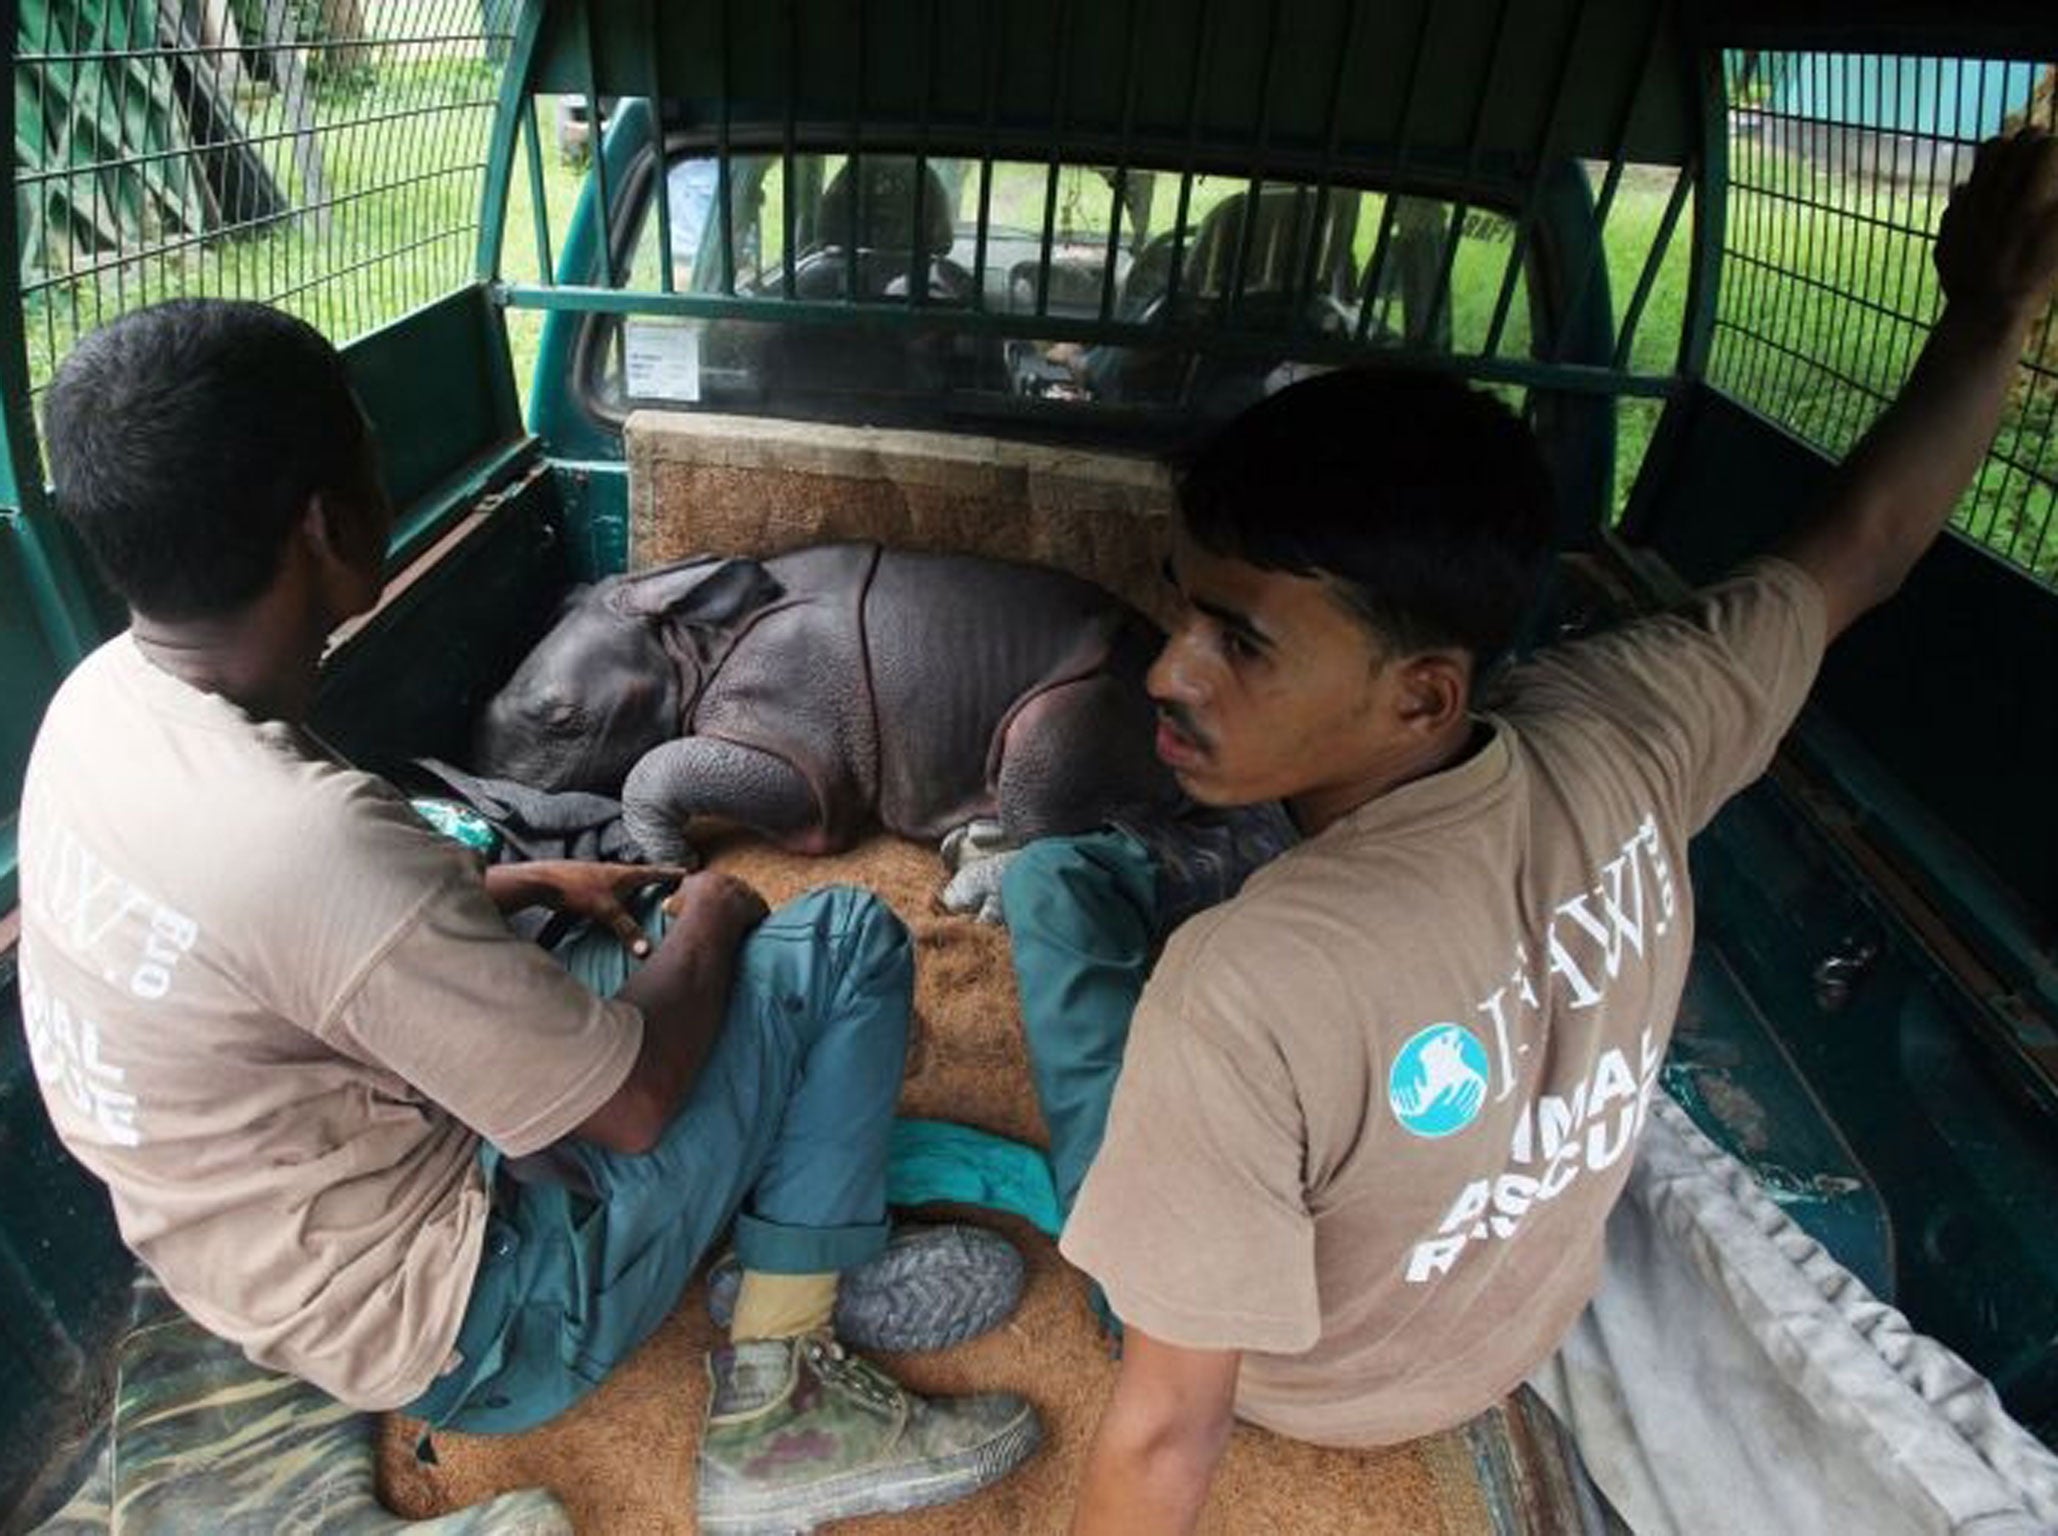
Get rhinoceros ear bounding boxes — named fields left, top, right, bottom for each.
left=616, top=556, right=783, bottom=625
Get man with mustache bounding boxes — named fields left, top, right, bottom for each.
left=991, top=128, right=2058, bottom=1532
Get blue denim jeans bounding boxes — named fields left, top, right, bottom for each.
left=405, top=884, right=911, bottom=1434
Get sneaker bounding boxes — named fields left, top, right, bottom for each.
left=697, top=1334, right=1041, bottom=1534
left=706, top=1224, right=1025, bottom=1354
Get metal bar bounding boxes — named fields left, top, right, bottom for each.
left=29, top=0, right=57, bottom=400
left=1982, top=65, right=2045, bottom=550
left=717, top=0, right=736, bottom=295
left=1722, top=171, right=1950, bottom=244
left=1997, top=64, right=2058, bottom=563
left=579, top=0, right=615, bottom=287
left=23, top=163, right=491, bottom=296
left=497, top=279, right=1683, bottom=397
left=1485, top=0, right=1591, bottom=360
left=644, top=0, right=676, bottom=296
left=19, top=31, right=503, bottom=66
left=1355, top=1, right=1436, bottom=345
left=2013, top=395, right=2058, bottom=576
left=1099, top=0, right=1150, bottom=326
left=1611, top=152, right=1695, bottom=371
left=1711, top=316, right=1898, bottom=405
left=1825, top=53, right=1868, bottom=453
left=1166, top=0, right=1219, bottom=319
left=1848, top=54, right=1893, bottom=409
left=1998, top=397, right=2057, bottom=565
left=1551, top=0, right=1669, bottom=363
left=61, top=0, right=86, bottom=346
left=1728, top=53, right=1778, bottom=403
left=1967, top=59, right=2008, bottom=538
left=845, top=0, right=863, bottom=302
left=261, top=231, right=476, bottom=317
left=1291, top=0, right=1363, bottom=341
left=1224, top=0, right=1286, bottom=328
left=1746, top=54, right=1803, bottom=413
left=1883, top=54, right=1944, bottom=398
left=475, top=0, right=550, bottom=282
left=105, top=0, right=139, bottom=319
left=1715, top=50, right=1761, bottom=398
left=910, top=0, right=940, bottom=308
left=0, top=10, right=60, bottom=521
left=1421, top=0, right=1518, bottom=350
left=1719, top=247, right=1933, bottom=332
left=1035, top=0, right=1076, bottom=319
left=972, top=0, right=1001, bottom=312
left=523, top=97, right=557, bottom=285
left=782, top=0, right=798, bottom=298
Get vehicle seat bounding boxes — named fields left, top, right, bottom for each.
left=758, top=158, right=973, bottom=401
left=1092, top=187, right=1350, bottom=411
left=789, top=157, right=971, bottom=305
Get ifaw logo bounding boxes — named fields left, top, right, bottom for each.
left=1388, top=1024, right=1491, bottom=1138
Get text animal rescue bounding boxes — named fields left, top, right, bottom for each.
left=1405, top=813, right=1677, bottom=1285
left=17, top=816, right=199, bottom=1148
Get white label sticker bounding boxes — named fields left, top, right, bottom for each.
left=623, top=320, right=703, bottom=402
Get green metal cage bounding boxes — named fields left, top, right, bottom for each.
left=1712, top=50, right=2058, bottom=583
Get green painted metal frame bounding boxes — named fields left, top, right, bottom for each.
left=497, top=0, right=1707, bottom=447
left=0, top=29, right=96, bottom=914
left=0, top=1, right=531, bottom=912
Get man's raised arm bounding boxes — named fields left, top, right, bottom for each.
left=1780, top=127, right=2058, bottom=642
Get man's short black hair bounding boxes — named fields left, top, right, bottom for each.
left=41, top=299, right=368, bottom=621
left=1178, top=366, right=1556, bottom=673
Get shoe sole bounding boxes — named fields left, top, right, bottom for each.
left=697, top=1397, right=1042, bottom=1535
left=708, top=1225, right=1025, bottom=1353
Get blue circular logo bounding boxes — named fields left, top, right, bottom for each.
left=1388, top=1024, right=1491, bottom=1138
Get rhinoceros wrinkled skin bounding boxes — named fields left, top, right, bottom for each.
left=472, top=541, right=1180, bottom=865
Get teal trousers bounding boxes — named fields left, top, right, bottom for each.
left=405, top=885, right=911, bottom=1434
left=998, top=831, right=1160, bottom=1220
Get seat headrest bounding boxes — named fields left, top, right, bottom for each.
left=817, top=158, right=955, bottom=255
left=1186, top=186, right=1322, bottom=297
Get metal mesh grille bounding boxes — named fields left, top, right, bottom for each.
left=497, top=0, right=1705, bottom=515
left=1711, top=52, right=2058, bottom=583
left=14, top=0, right=513, bottom=401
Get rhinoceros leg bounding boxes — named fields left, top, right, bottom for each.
left=994, top=675, right=1177, bottom=846
left=937, top=816, right=1016, bottom=923
left=621, top=737, right=822, bottom=863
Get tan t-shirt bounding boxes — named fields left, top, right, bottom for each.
left=1061, top=560, right=1827, bottom=1446
left=15, top=636, right=642, bottom=1409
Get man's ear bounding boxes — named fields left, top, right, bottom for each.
left=301, top=493, right=340, bottom=563
left=301, top=490, right=385, bottom=621
left=1393, top=651, right=1471, bottom=735
left=305, top=489, right=381, bottom=570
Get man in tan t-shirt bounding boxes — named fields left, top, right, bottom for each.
left=1045, top=129, right=2058, bottom=1531
left=17, top=299, right=1042, bottom=1532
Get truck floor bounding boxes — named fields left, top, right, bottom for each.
left=375, top=832, right=1498, bottom=1534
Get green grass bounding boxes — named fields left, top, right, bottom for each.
left=19, top=55, right=504, bottom=399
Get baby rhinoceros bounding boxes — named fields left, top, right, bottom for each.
left=472, top=541, right=1179, bottom=895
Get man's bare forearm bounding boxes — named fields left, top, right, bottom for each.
left=1780, top=127, right=2058, bottom=639
left=1781, top=300, right=2039, bottom=638
left=1072, top=1331, right=1239, bottom=1536
left=578, top=873, right=767, bottom=1153
left=1073, top=1420, right=1229, bottom=1536
left=614, top=908, right=741, bottom=1106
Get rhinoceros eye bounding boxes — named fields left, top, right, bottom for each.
left=544, top=697, right=582, bottom=732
